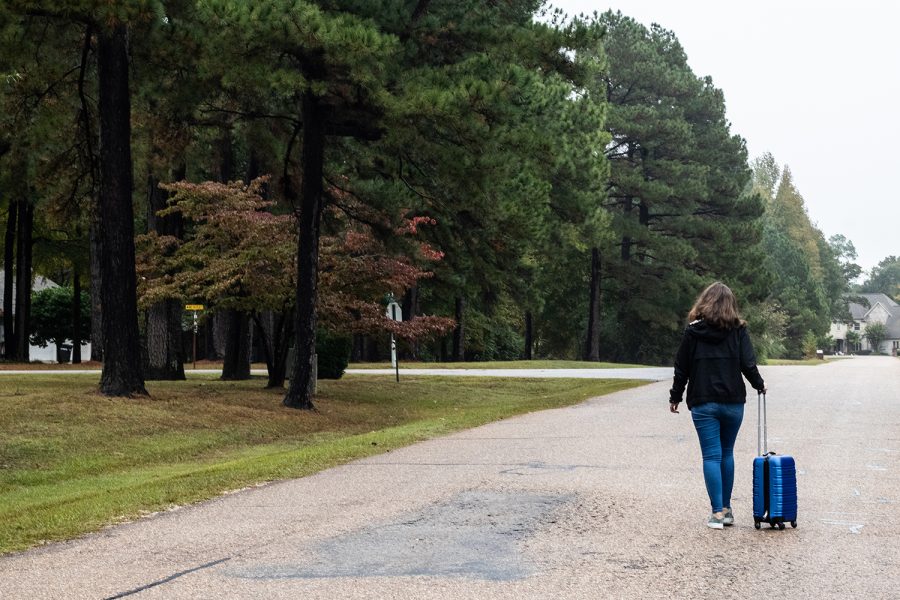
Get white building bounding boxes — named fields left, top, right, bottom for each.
left=0, top=269, right=92, bottom=362
left=830, top=293, right=900, bottom=355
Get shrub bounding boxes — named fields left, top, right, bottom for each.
left=744, top=301, right=787, bottom=361
left=30, top=286, right=90, bottom=361
left=801, top=331, right=818, bottom=359
left=465, top=303, right=524, bottom=361
left=816, top=334, right=834, bottom=353
left=864, top=322, right=888, bottom=352
left=845, top=330, right=861, bottom=352
left=316, top=329, right=351, bottom=379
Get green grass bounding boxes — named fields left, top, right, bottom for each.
left=0, top=359, right=651, bottom=372
left=0, top=373, right=646, bottom=555
left=764, top=358, right=829, bottom=366
left=349, top=359, right=650, bottom=369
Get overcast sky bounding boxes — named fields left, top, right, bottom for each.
left=550, top=0, right=899, bottom=274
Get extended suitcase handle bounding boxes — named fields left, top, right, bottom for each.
left=757, top=391, right=767, bottom=456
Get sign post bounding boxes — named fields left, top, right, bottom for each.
left=185, top=304, right=205, bottom=370
left=386, top=298, right=402, bottom=382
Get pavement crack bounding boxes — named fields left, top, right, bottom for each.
left=104, top=557, right=230, bottom=599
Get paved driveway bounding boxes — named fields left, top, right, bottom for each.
left=1, top=357, right=898, bottom=599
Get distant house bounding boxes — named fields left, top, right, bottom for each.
left=0, top=269, right=92, bottom=362
left=830, top=293, right=900, bottom=355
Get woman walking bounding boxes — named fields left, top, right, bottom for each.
left=670, top=282, right=766, bottom=529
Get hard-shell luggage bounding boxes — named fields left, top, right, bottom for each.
left=752, top=392, right=798, bottom=530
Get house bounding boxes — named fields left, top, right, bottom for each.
left=830, top=293, right=900, bottom=355
left=0, top=269, right=92, bottom=362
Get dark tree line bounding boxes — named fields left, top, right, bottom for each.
left=1, top=3, right=866, bottom=406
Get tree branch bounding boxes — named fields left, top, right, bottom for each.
left=198, top=104, right=301, bottom=125
left=399, top=0, right=433, bottom=41
left=24, top=8, right=94, bottom=26
left=398, top=155, right=438, bottom=205
left=77, top=23, right=98, bottom=197
left=323, top=176, right=393, bottom=235
left=282, top=120, right=303, bottom=209
left=26, top=64, right=82, bottom=109
left=324, top=120, right=383, bottom=140
left=411, top=0, right=432, bottom=23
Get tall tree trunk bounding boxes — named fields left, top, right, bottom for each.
left=585, top=247, right=602, bottom=362
left=97, top=24, right=146, bottom=396
left=72, top=272, right=82, bottom=364
left=524, top=310, right=533, bottom=360
left=219, top=132, right=234, bottom=183
left=638, top=201, right=649, bottom=227
left=284, top=91, right=326, bottom=410
left=146, top=299, right=185, bottom=380
left=3, top=200, right=16, bottom=360
left=205, top=312, right=224, bottom=359
left=351, top=333, right=364, bottom=362
left=14, top=199, right=33, bottom=362
left=621, top=196, right=633, bottom=261
left=89, top=209, right=103, bottom=361
left=452, top=296, right=465, bottom=361
left=402, top=286, right=419, bottom=360
left=366, top=335, right=379, bottom=362
left=245, top=149, right=261, bottom=185
left=620, top=143, right=635, bottom=262
left=255, top=310, right=292, bottom=388
left=213, top=133, right=254, bottom=380
left=221, top=309, right=251, bottom=380
left=145, top=173, right=185, bottom=380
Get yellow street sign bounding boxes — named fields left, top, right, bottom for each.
left=185, top=304, right=205, bottom=311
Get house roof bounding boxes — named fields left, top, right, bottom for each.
left=848, top=293, right=900, bottom=339
left=0, top=270, right=59, bottom=316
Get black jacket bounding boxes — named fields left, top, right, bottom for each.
left=669, top=320, right=765, bottom=410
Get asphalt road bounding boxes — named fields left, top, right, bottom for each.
left=1, top=356, right=898, bottom=599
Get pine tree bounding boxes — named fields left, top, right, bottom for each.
left=862, top=256, right=900, bottom=299
left=753, top=156, right=849, bottom=357
left=597, top=12, right=760, bottom=363
left=376, top=4, right=609, bottom=362
left=2, top=2, right=170, bottom=393
left=0, top=6, right=97, bottom=363
left=130, top=1, right=210, bottom=380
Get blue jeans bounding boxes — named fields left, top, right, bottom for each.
left=691, top=402, right=744, bottom=513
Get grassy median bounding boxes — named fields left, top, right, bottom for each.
left=763, top=358, right=830, bottom=366
left=349, top=359, right=651, bottom=369
left=0, top=373, right=646, bottom=555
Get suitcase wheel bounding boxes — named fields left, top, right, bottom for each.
left=791, top=521, right=797, bottom=528
left=777, top=523, right=786, bottom=530
left=754, top=520, right=761, bottom=530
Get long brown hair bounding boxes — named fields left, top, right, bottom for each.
left=688, top=282, right=745, bottom=329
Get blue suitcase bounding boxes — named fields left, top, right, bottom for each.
left=753, top=392, right=798, bottom=530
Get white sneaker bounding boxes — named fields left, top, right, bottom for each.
left=707, top=513, right=725, bottom=529
left=723, top=508, right=734, bottom=526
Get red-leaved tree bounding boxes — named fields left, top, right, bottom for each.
left=137, top=178, right=453, bottom=389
